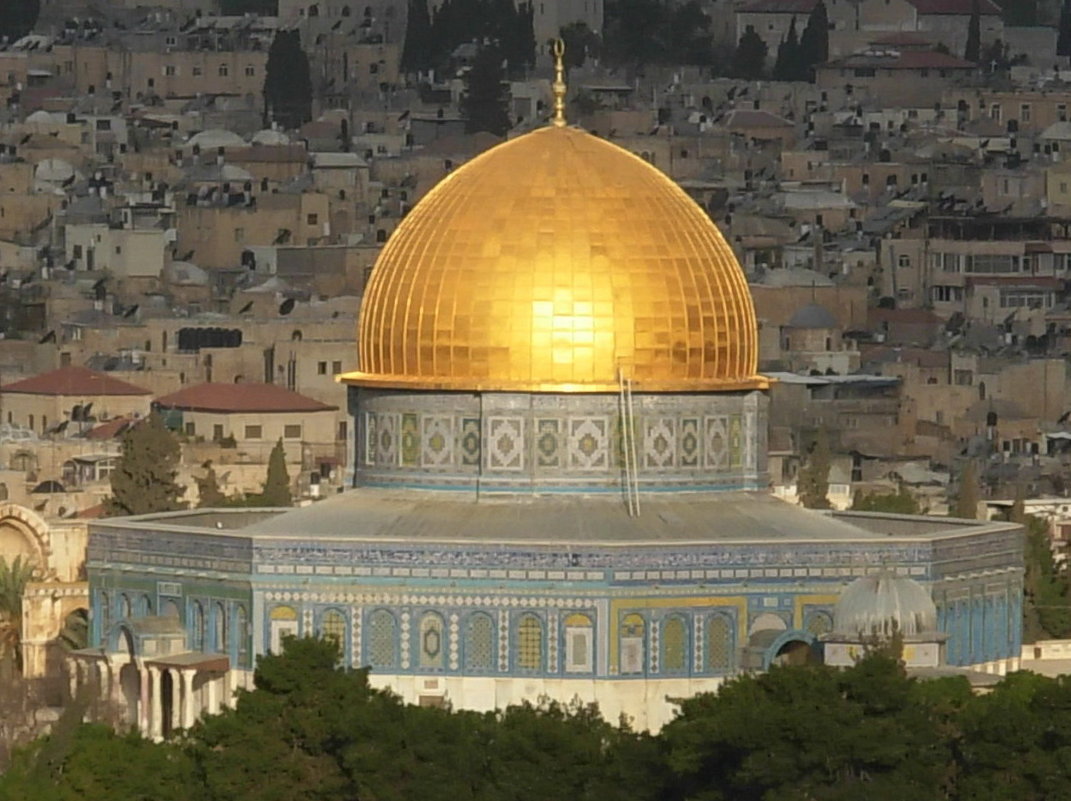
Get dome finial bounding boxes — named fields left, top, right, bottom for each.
left=551, top=38, right=567, bottom=128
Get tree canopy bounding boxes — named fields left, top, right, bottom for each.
left=460, top=45, right=512, bottom=136
left=9, top=641, right=1071, bottom=801
left=105, top=413, right=186, bottom=517
left=797, top=428, right=832, bottom=509
left=260, top=439, right=292, bottom=507
left=263, top=30, right=313, bottom=131
left=732, top=28, right=768, bottom=80
left=0, top=0, right=39, bottom=43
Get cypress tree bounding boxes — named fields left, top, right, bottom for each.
left=732, top=28, right=768, bottom=79
left=965, top=0, right=981, bottom=62
left=460, top=45, right=512, bottom=136
left=401, top=0, right=433, bottom=73
left=106, top=413, right=186, bottom=516
left=773, top=17, right=800, bottom=80
left=263, top=30, right=313, bottom=130
left=1059, top=0, right=1071, bottom=57
left=797, top=428, right=832, bottom=510
left=196, top=463, right=228, bottom=508
left=261, top=439, right=292, bottom=507
left=953, top=460, right=980, bottom=519
left=799, top=0, right=829, bottom=78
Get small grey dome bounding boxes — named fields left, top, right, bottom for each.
left=833, top=574, right=937, bottom=638
left=787, top=302, right=837, bottom=329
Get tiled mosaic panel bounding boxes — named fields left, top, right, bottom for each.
left=643, top=418, right=676, bottom=469
left=568, top=417, right=609, bottom=469
left=421, top=416, right=453, bottom=468
left=536, top=418, right=561, bottom=468
left=375, top=414, right=397, bottom=466
left=401, top=413, right=420, bottom=466
left=461, top=418, right=481, bottom=466
left=488, top=417, right=524, bottom=470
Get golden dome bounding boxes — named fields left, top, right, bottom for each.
left=344, top=126, right=766, bottom=392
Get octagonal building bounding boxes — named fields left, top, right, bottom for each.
left=74, top=114, right=1023, bottom=736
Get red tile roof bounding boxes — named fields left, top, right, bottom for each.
left=154, top=382, right=336, bottom=414
left=908, top=0, right=1001, bottom=14
left=85, top=416, right=139, bottom=440
left=1, top=366, right=151, bottom=396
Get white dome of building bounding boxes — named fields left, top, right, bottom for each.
left=832, top=573, right=937, bottom=638
left=187, top=129, right=246, bottom=150
left=251, top=129, right=291, bottom=145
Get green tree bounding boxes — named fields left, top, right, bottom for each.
left=196, top=463, right=228, bottom=508
left=797, top=428, right=832, bottom=509
left=953, top=459, right=980, bottom=520
left=1060, top=0, right=1071, bottom=57
left=772, top=17, right=801, bottom=80
left=669, top=1, right=714, bottom=65
left=852, top=485, right=920, bottom=515
left=560, top=22, right=601, bottom=69
left=965, top=0, right=981, bottom=62
left=263, top=30, right=312, bottom=131
left=0, top=0, right=39, bottom=42
left=1023, top=514, right=1071, bottom=639
left=461, top=45, right=511, bottom=136
left=603, top=0, right=670, bottom=69
left=105, top=413, right=185, bottom=517
left=401, top=0, right=434, bottom=73
left=260, top=440, right=292, bottom=507
left=732, top=28, right=767, bottom=79
left=798, top=0, right=829, bottom=77
left=0, top=555, right=36, bottom=676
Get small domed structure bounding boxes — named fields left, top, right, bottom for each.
left=251, top=129, right=291, bottom=146
left=787, top=302, right=837, bottom=330
left=832, top=573, right=937, bottom=638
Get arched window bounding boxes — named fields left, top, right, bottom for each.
left=192, top=601, right=205, bottom=651
left=564, top=613, right=593, bottom=673
left=141, top=594, right=153, bottom=616
left=368, top=609, right=397, bottom=669
left=419, top=612, right=445, bottom=670
left=214, top=602, right=228, bottom=653
left=661, top=616, right=687, bottom=674
left=805, top=611, right=833, bottom=637
left=979, top=381, right=987, bottom=401
left=516, top=614, right=543, bottom=672
left=308, top=3, right=319, bottom=15
left=465, top=612, right=495, bottom=672
left=341, top=4, right=351, bottom=14
left=269, top=605, right=298, bottom=653
left=706, top=614, right=734, bottom=673
left=321, top=608, right=346, bottom=654
left=120, top=594, right=132, bottom=619
left=620, top=613, right=645, bottom=675
left=236, top=605, right=250, bottom=666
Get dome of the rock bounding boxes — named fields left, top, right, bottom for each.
left=346, top=126, right=766, bottom=392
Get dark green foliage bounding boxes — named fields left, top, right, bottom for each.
left=260, top=439, right=292, bottom=507
left=196, top=463, right=228, bottom=508
left=1060, top=0, right=1071, bottom=57
left=402, top=0, right=434, bottom=72
left=797, top=428, right=832, bottom=509
left=732, top=28, right=767, bottom=79
left=0, top=0, right=39, bottom=42
left=263, top=30, right=313, bottom=131
left=461, top=45, right=512, bottom=136
left=105, top=413, right=185, bottom=517
left=852, top=485, right=921, bottom=515
left=953, top=460, right=980, bottom=520
left=965, top=0, right=981, bottom=62
left=603, top=0, right=716, bottom=68
left=1023, top=515, right=1071, bottom=640
left=424, top=0, right=534, bottom=77
left=798, top=0, right=829, bottom=78
left=773, top=17, right=801, bottom=81
left=1000, top=0, right=1038, bottom=26
left=560, top=22, right=601, bottom=69
left=221, top=0, right=277, bottom=13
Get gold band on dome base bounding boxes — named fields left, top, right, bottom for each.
left=339, top=371, right=771, bottom=393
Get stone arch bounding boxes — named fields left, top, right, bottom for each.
left=0, top=503, right=50, bottom=570
left=748, top=611, right=788, bottom=636
left=764, top=630, right=817, bottom=669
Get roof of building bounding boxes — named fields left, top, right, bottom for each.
left=723, top=109, right=794, bottom=129
left=868, top=31, right=933, bottom=46
left=787, top=302, right=838, bottom=329
left=832, top=50, right=976, bottom=70
left=154, top=382, right=336, bottom=413
left=832, top=573, right=938, bottom=637
left=1, top=366, right=151, bottom=396
left=907, top=0, right=1001, bottom=13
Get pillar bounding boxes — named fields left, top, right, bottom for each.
left=180, top=669, right=196, bottom=729
left=170, top=669, right=182, bottom=733
left=207, top=672, right=220, bottom=716
left=68, top=659, right=80, bottom=701
left=139, top=664, right=150, bottom=736
left=148, top=666, right=163, bottom=741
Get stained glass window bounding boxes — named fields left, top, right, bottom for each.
left=707, top=615, right=733, bottom=672
left=620, top=613, right=645, bottom=675
left=214, top=602, right=227, bottom=653
left=517, top=614, right=543, bottom=672
left=465, top=613, right=495, bottom=671
left=662, top=616, right=687, bottom=674
left=368, top=609, right=397, bottom=669
left=564, top=613, right=593, bottom=673
left=419, top=613, right=445, bottom=669
left=322, top=609, right=346, bottom=649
